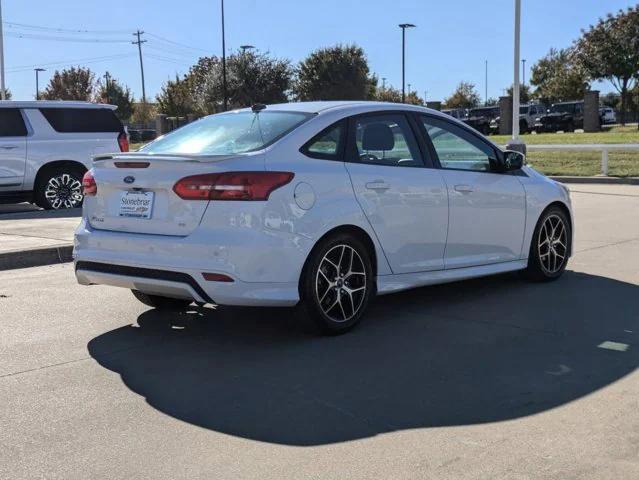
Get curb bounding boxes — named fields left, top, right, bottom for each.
left=549, top=176, right=639, bottom=185
left=0, top=245, right=73, bottom=271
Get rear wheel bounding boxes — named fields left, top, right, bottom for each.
left=523, top=206, right=571, bottom=282
left=298, top=233, right=374, bottom=335
left=131, top=290, right=192, bottom=310
left=34, top=165, right=85, bottom=210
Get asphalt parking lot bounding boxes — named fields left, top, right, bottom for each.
left=2, top=183, right=639, bottom=479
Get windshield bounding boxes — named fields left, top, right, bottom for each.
left=519, top=106, right=529, bottom=114
left=141, top=111, right=312, bottom=155
left=551, top=104, right=576, bottom=114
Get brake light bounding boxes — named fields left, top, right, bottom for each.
left=82, top=169, right=97, bottom=196
left=118, top=132, right=129, bottom=152
left=173, top=172, right=294, bottom=201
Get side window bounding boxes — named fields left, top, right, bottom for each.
left=302, top=122, right=344, bottom=159
left=421, top=116, right=496, bottom=172
left=39, top=108, right=122, bottom=133
left=353, top=114, right=423, bottom=167
left=0, top=109, right=27, bottom=137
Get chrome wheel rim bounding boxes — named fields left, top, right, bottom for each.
left=44, top=174, right=83, bottom=209
left=538, top=214, right=568, bottom=274
left=315, top=244, right=367, bottom=323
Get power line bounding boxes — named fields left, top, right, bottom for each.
left=145, top=32, right=210, bottom=53
left=5, top=31, right=130, bottom=43
left=6, top=53, right=136, bottom=73
left=146, top=53, right=192, bottom=66
left=4, top=21, right=130, bottom=35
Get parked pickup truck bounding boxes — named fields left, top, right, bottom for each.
left=462, top=106, right=500, bottom=135
left=534, top=101, right=584, bottom=133
left=490, top=103, right=547, bottom=134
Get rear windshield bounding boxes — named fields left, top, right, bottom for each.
left=40, top=108, right=122, bottom=133
left=140, top=111, right=312, bottom=155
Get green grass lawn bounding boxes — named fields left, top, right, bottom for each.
left=491, top=125, right=639, bottom=145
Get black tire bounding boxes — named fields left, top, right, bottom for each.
left=34, top=165, right=86, bottom=210
left=131, top=290, right=193, bottom=310
left=523, top=206, right=571, bottom=282
left=564, top=122, right=575, bottom=133
left=519, top=120, right=529, bottom=134
left=297, top=233, right=375, bottom=335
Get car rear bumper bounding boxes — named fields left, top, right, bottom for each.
left=73, top=219, right=303, bottom=307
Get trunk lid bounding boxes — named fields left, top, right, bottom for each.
left=86, top=153, right=258, bottom=236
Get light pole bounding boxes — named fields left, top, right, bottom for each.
left=0, top=0, right=6, bottom=100
left=381, top=77, right=386, bottom=89
left=398, top=23, right=415, bottom=103
left=522, top=58, right=526, bottom=86
left=240, top=45, right=255, bottom=53
left=221, top=0, right=228, bottom=111
left=34, top=68, right=45, bottom=100
left=508, top=0, right=524, bottom=153
left=485, top=60, right=488, bottom=106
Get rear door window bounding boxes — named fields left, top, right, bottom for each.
left=0, top=108, right=27, bottom=136
left=39, top=108, right=122, bottom=133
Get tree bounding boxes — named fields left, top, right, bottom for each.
left=375, top=86, right=423, bottom=105
left=574, top=6, right=639, bottom=125
left=294, top=44, right=376, bottom=101
left=506, top=83, right=532, bottom=104
left=530, top=48, right=589, bottom=105
left=130, top=102, right=156, bottom=125
left=485, top=97, right=499, bottom=106
left=95, top=73, right=134, bottom=121
left=444, top=82, right=481, bottom=109
left=156, top=75, right=195, bottom=117
left=42, top=67, right=95, bottom=101
left=187, top=51, right=293, bottom=114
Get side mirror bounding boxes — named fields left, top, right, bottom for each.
left=502, top=150, right=525, bottom=171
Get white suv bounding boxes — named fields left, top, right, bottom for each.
left=0, top=101, right=128, bottom=209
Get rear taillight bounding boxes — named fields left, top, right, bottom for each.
left=82, top=169, right=97, bottom=197
left=173, top=172, right=294, bottom=201
left=118, top=132, right=129, bottom=152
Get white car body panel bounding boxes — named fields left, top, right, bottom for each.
left=74, top=101, right=572, bottom=307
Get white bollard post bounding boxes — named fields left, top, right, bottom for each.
left=601, top=149, right=609, bottom=176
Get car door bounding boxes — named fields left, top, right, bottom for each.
left=417, top=114, right=526, bottom=269
left=0, top=108, right=28, bottom=191
left=344, top=112, right=448, bottom=274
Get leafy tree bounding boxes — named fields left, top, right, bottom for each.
left=485, top=97, right=499, bottom=106
left=444, top=82, right=481, bottom=109
left=375, top=86, right=423, bottom=105
left=506, top=83, right=532, bottom=104
left=574, top=6, right=639, bottom=125
left=95, top=73, right=134, bottom=121
left=530, top=48, right=589, bottom=105
left=130, top=102, right=156, bottom=125
left=156, top=75, right=195, bottom=117
left=294, top=44, right=376, bottom=101
left=187, top=51, right=293, bottom=114
left=42, top=67, right=95, bottom=101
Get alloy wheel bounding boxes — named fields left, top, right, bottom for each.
left=44, top=174, right=83, bottom=209
left=538, top=214, right=568, bottom=274
left=315, top=244, right=367, bottom=323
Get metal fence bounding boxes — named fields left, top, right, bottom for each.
left=526, top=143, right=639, bottom=176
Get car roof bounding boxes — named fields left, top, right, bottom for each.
left=232, top=100, right=447, bottom=118
left=0, top=100, right=116, bottom=110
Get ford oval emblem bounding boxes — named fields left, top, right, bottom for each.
left=123, top=176, right=135, bottom=184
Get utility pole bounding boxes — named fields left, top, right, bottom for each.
left=103, top=71, right=112, bottom=104
left=132, top=30, right=147, bottom=104
left=381, top=77, right=386, bottom=89
left=0, top=1, right=6, bottom=100
left=35, top=68, right=45, bottom=100
left=508, top=0, right=524, bottom=153
left=221, top=0, right=228, bottom=111
left=398, top=23, right=416, bottom=103
left=485, top=60, right=488, bottom=106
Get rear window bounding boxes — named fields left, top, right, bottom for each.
left=0, top=108, right=27, bottom=136
left=39, top=108, right=122, bottom=133
left=140, top=111, right=312, bottom=155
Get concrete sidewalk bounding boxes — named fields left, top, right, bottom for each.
left=0, top=207, right=80, bottom=270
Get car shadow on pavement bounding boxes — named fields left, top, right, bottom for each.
left=88, top=270, right=639, bottom=446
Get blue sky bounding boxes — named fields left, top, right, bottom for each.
left=2, top=0, right=637, bottom=102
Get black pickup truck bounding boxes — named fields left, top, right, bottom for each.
left=462, top=107, right=500, bottom=135
left=534, top=101, right=584, bottom=133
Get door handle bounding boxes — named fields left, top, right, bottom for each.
left=365, top=180, right=391, bottom=191
left=0, top=145, right=17, bottom=150
left=454, top=184, right=474, bottom=193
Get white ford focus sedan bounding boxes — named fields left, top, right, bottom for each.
left=74, top=101, right=572, bottom=334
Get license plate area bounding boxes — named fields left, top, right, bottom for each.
left=118, top=190, right=154, bottom=219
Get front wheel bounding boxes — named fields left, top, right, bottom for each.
left=131, top=290, right=193, bottom=310
left=298, top=234, right=374, bottom=335
left=523, top=206, right=571, bottom=282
